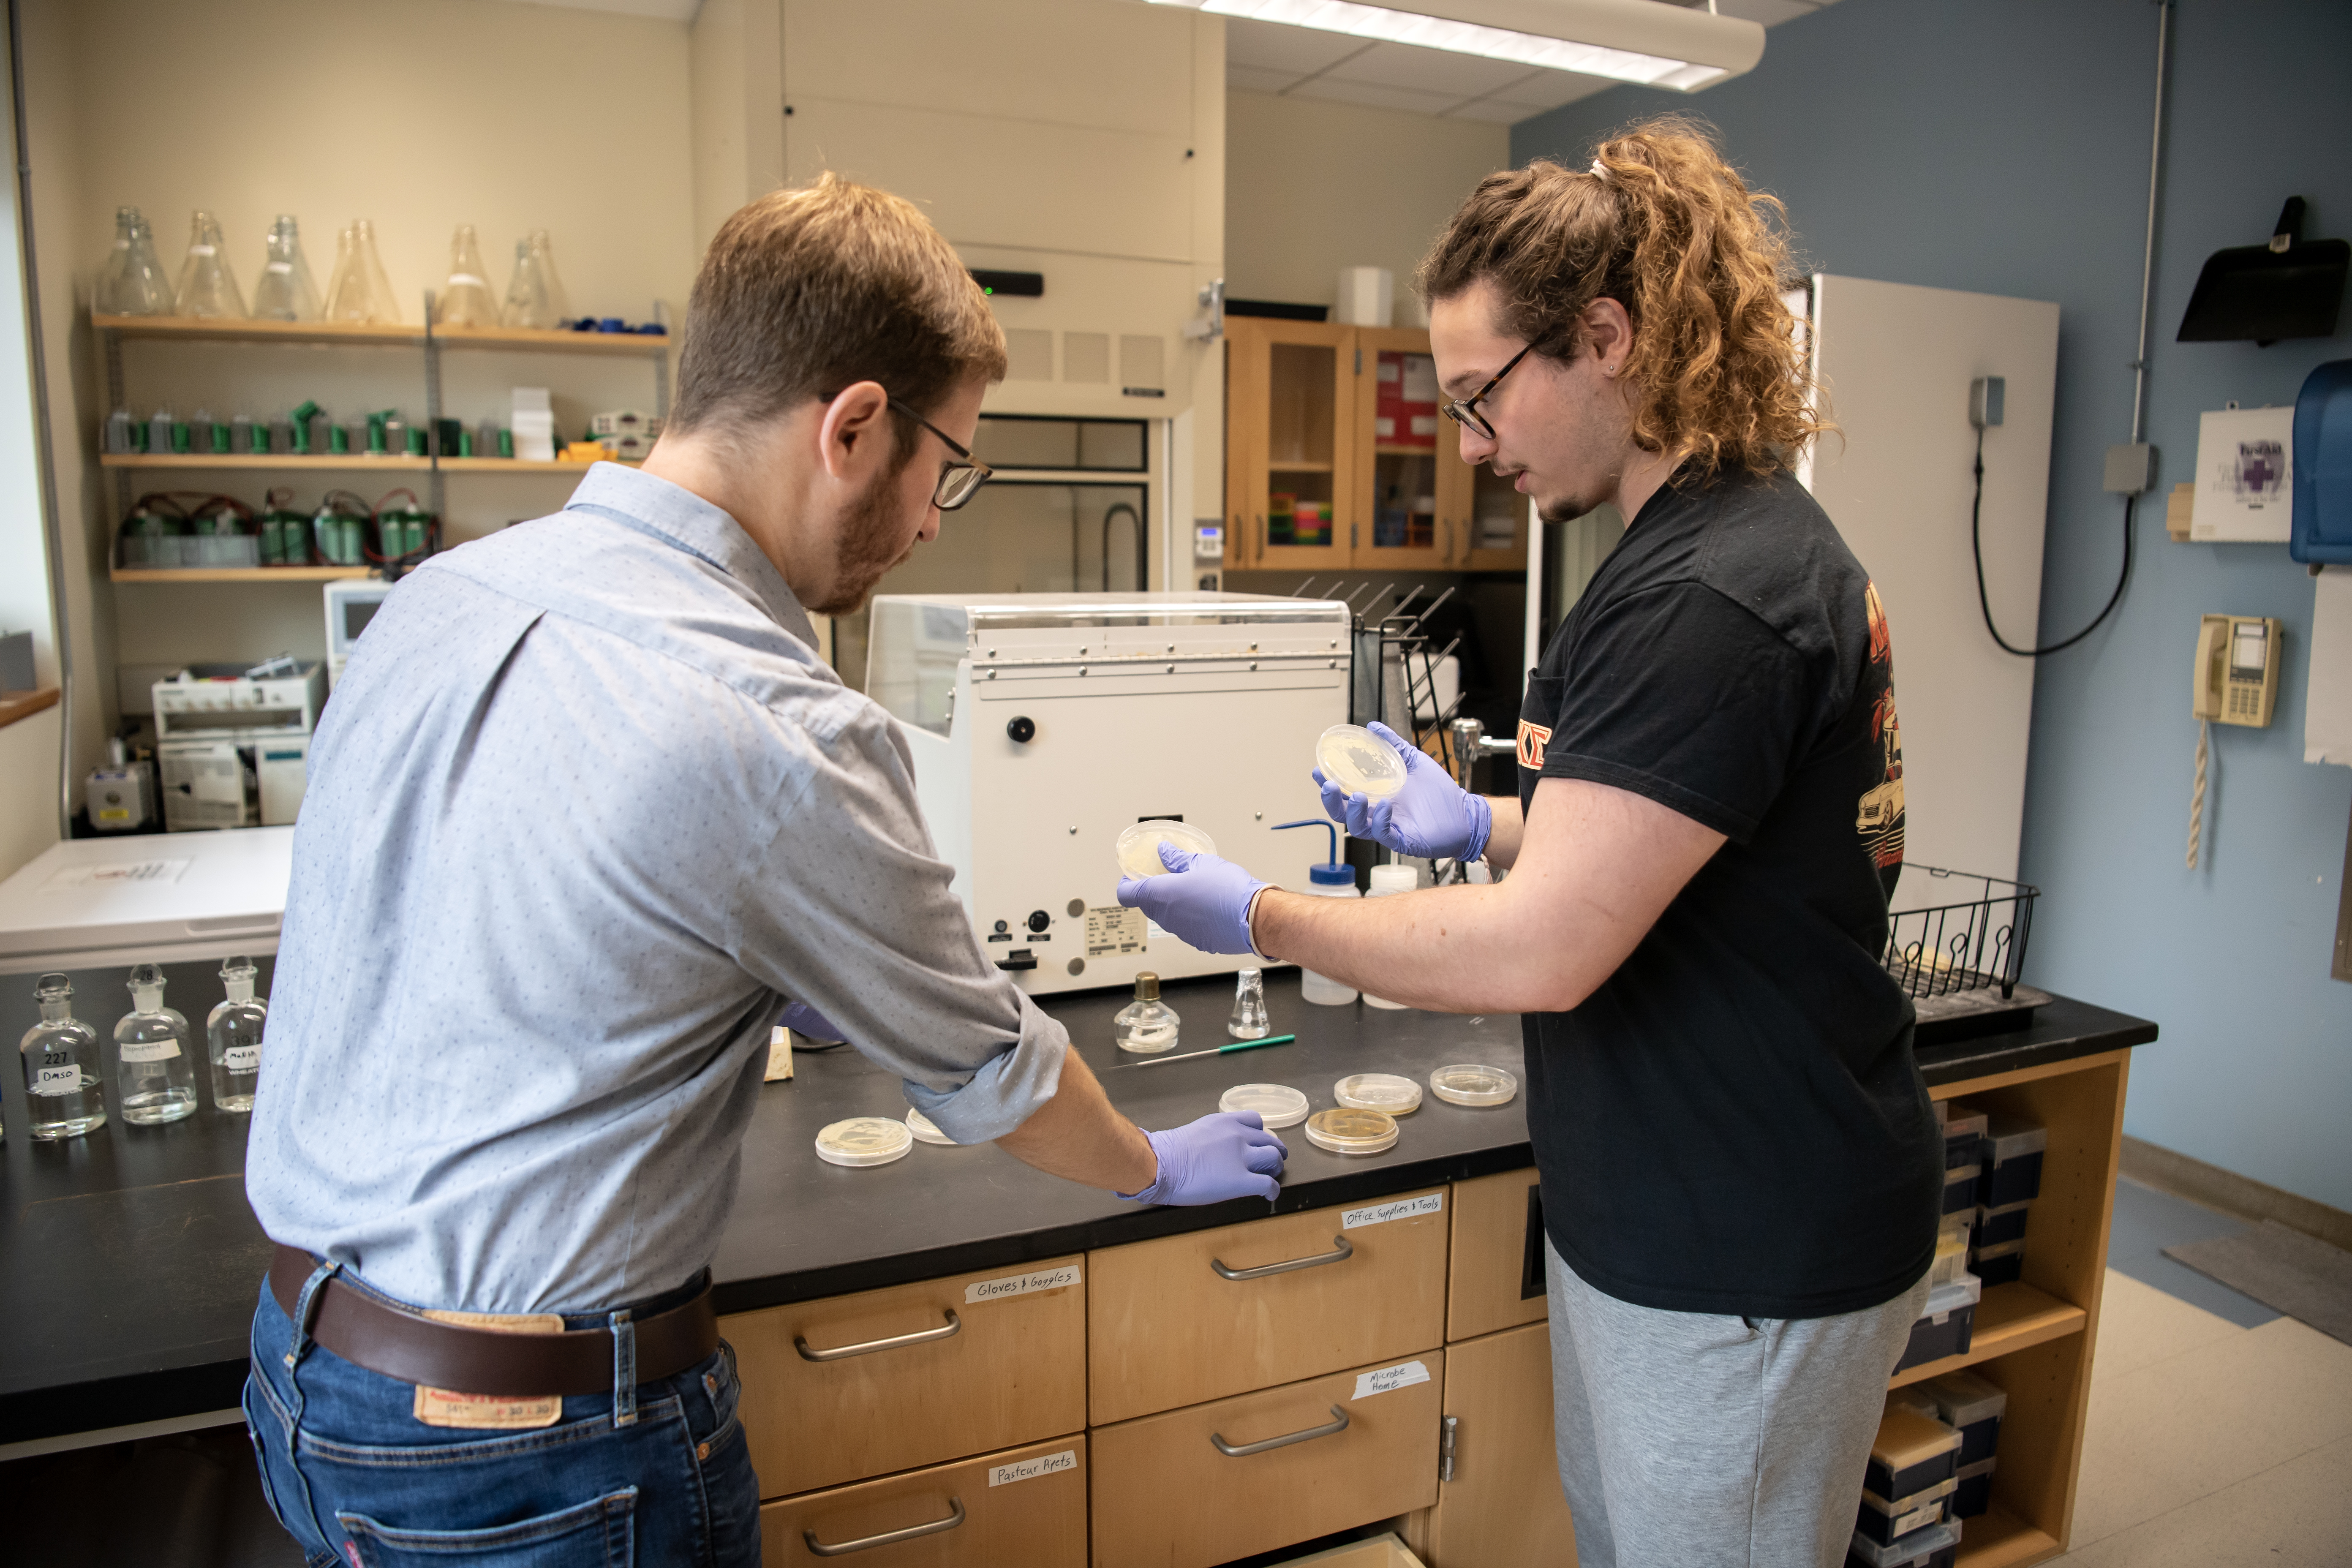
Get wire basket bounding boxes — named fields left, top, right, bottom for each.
left=1884, top=866, right=2038, bottom=1001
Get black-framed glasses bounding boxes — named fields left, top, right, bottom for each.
left=1439, top=343, right=1535, bottom=441
left=881, top=393, right=993, bottom=511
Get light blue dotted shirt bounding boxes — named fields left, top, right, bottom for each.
left=245, top=464, right=1069, bottom=1314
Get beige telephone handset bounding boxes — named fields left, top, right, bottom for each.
left=2187, top=613, right=2283, bottom=868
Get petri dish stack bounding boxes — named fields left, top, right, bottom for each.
left=814, top=1116, right=914, bottom=1168
left=1429, top=1063, right=1519, bottom=1108
left=1304, top=1107, right=1399, bottom=1156
left=1115, top=818, right=1219, bottom=879
left=904, top=1106, right=956, bottom=1145
left=1334, top=1073, right=1422, bottom=1116
left=1219, top=1082, right=1310, bottom=1130
left=1315, top=724, right=1407, bottom=799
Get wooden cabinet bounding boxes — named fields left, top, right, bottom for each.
left=1410, top=1323, right=1579, bottom=1568
left=1091, top=1353, right=1444, bottom=1568
left=1446, top=1170, right=1548, bottom=1343
left=723, top=1257, right=1085, bottom=1497
left=759, top=1435, right=1088, bottom=1568
left=1086, top=1190, right=1449, bottom=1425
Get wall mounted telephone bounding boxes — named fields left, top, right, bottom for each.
left=2186, top=613, right=2284, bottom=869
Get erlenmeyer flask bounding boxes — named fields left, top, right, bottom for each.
left=355, top=220, right=400, bottom=324
left=322, top=225, right=363, bottom=322
left=527, top=229, right=571, bottom=326
left=174, top=211, right=247, bottom=319
left=500, top=239, right=557, bottom=330
left=249, top=215, right=321, bottom=322
left=436, top=224, right=497, bottom=327
left=97, top=207, right=172, bottom=316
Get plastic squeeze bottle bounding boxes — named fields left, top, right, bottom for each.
left=1271, top=819, right=1360, bottom=1006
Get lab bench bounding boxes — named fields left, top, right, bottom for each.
left=0, top=974, right=2153, bottom=1568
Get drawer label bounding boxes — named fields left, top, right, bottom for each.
left=988, top=1448, right=1078, bottom=1488
left=1341, top=1192, right=1443, bottom=1230
left=964, top=1263, right=1081, bottom=1304
left=1353, top=1360, right=1431, bottom=1400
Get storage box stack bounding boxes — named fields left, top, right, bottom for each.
left=1850, top=1401, right=1963, bottom=1567
left=512, top=387, right=556, bottom=463
left=1972, top=1113, right=2045, bottom=1286
left=1897, top=1102, right=1988, bottom=1371
left=1917, top=1369, right=2006, bottom=1520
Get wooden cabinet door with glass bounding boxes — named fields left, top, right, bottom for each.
left=1224, top=316, right=1358, bottom=572
left=1355, top=326, right=1454, bottom=573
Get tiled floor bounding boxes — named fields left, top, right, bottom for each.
left=2044, top=1179, right=2352, bottom=1566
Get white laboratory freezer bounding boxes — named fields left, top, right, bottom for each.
left=0, top=827, right=294, bottom=976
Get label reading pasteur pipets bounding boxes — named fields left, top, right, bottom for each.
left=1353, top=1360, right=1431, bottom=1399
left=990, top=1449, right=1077, bottom=1488
left=117, top=1039, right=181, bottom=1063
left=965, top=1263, right=1081, bottom=1304
left=1342, top=1193, right=1443, bottom=1230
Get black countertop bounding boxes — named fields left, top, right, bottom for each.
left=0, top=973, right=2154, bottom=1445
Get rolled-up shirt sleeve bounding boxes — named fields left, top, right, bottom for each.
left=727, top=703, right=1067, bottom=1144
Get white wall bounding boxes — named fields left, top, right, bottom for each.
left=1225, top=90, right=1508, bottom=313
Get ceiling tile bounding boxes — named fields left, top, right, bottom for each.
left=1227, top=64, right=1304, bottom=95
left=1489, top=69, right=1622, bottom=112
left=1222, top=15, right=1367, bottom=74
left=1442, top=98, right=1541, bottom=125
left=1323, top=39, right=1549, bottom=98
left=1713, top=0, right=1821, bottom=24
left=1286, top=76, right=1467, bottom=117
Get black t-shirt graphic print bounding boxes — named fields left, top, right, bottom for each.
left=1515, top=465, right=1941, bottom=1319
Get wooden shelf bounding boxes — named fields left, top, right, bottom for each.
left=0, top=687, right=60, bottom=730
left=437, top=457, right=602, bottom=472
left=110, top=566, right=372, bottom=584
left=1889, top=1282, right=2087, bottom=1389
left=101, top=453, right=430, bottom=471
left=1953, top=1506, right=2060, bottom=1568
left=93, top=313, right=667, bottom=355
left=1266, top=460, right=1333, bottom=473
left=1374, top=444, right=1438, bottom=456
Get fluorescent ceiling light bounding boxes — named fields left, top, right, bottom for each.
left=1152, top=0, right=1764, bottom=92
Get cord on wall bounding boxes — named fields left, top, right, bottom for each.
left=2186, top=716, right=2208, bottom=868
left=1971, top=425, right=2136, bottom=658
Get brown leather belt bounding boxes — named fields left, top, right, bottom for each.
left=268, top=1244, right=720, bottom=1398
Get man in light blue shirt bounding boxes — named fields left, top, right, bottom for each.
left=242, top=174, right=1284, bottom=1566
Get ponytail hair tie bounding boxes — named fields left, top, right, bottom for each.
left=1590, top=159, right=1609, bottom=180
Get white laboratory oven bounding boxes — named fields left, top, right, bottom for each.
left=867, top=592, right=1353, bottom=997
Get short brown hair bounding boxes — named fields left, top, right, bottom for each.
left=671, top=173, right=1007, bottom=443
left=1417, top=117, right=1825, bottom=479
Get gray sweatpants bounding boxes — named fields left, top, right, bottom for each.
left=1546, top=1236, right=1932, bottom=1568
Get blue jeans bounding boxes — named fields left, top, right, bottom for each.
left=243, top=1265, right=761, bottom=1567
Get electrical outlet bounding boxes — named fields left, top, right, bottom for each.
left=1970, top=376, right=2006, bottom=429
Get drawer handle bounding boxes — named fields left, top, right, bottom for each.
left=793, top=1308, right=962, bottom=1363
left=1210, top=1235, right=1353, bottom=1281
left=803, top=1495, right=966, bottom=1556
left=1211, top=1404, right=1351, bottom=1458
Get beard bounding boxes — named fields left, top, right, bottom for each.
left=808, top=464, right=920, bottom=616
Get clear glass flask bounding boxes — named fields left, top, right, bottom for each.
left=437, top=224, right=497, bottom=327
left=356, top=219, right=400, bottom=324
left=249, top=215, right=321, bottom=322
left=322, top=224, right=362, bottom=321
left=500, top=239, right=558, bottom=329
left=115, top=963, right=196, bottom=1124
left=173, top=210, right=247, bottom=319
left=528, top=229, right=571, bottom=325
left=1115, top=971, right=1181, bottom=1055
left=206, top=956, right=266, bottom=1113
left=97, top=207, right=173, bottom=316
left=21, top=972, right=106, bottom=1140
left=1228, top=969, right=1271, bottom=1039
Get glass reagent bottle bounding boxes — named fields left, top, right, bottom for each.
left=1228, top=968, right=1271, bottom=1039
left=115, top=963, right=197, bottom=1124
left=207, top=956, right=267, bottom=1113
left=1116, top=971, right=1181, bottom=1055
left=21, top=972, right=106, bottom=1140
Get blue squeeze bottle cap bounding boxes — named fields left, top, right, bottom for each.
left=1272, top=819, right=1356, bottom=885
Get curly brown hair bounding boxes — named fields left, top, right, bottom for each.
left=1416, top=117, right=1826, bottom=481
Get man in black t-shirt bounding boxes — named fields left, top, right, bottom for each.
left=1119, top=124, right=1941, bottom=1568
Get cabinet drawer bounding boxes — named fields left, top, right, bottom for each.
left=1091, top=1352, right=1444, bottom=1568
left=760, top=1434, right=1086, bottom=1567
left=1088, top=1190, right=1447, bottom=1424
left=1447, top=1171, right=1547, bottom=1342
left=725, top=1257, right=1085, bottom=1497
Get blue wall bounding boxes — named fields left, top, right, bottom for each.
left=1514, top=0, right=2352, bottom=1211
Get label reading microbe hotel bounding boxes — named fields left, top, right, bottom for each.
left=964, top=1263, right=1081, bottom=1304
left=988, top=1449, right=1077, bottom=1488
left=1341, top=1193, right=1443, bottom=1230
left=1353, top=1361, right=1431, bottom=1400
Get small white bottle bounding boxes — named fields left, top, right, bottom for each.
left=207, top=956, right=267, bottom=1113
left=21, top=972, right=106, bottom=1140
left=1361, top=864, right=1419, bottom=1010
left=1273, top=818, right=1360, bottom=1006
left=1115, top=971, right=1181, bottom=1054
left=115, top=963, right=197, bottom=1124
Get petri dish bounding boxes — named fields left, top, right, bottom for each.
left=1429, top=1062, right=1519, bottom=1108
left=1334, top=1072, right=1422, bottom=1116
left=1316, top=724, right=1407, bottom=800
left=1304, top=1107, right=1399, bottom=1156
left=814, top=1116, right=913, bottom=1168
left=1219, top=1082, right=1310, bottom=1130
left=1115, top=818, right=1220, bottom=879
left=904, top=1106, right=956, bottom=1146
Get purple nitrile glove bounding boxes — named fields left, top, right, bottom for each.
left=779, top=1000, right=846, bottom=1043
left=1117, top=1111, right=1288, bottom=1204
left=1115, top=842, right=1271, bottom=956
left=1312, top=719, right=1492, bottom=862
